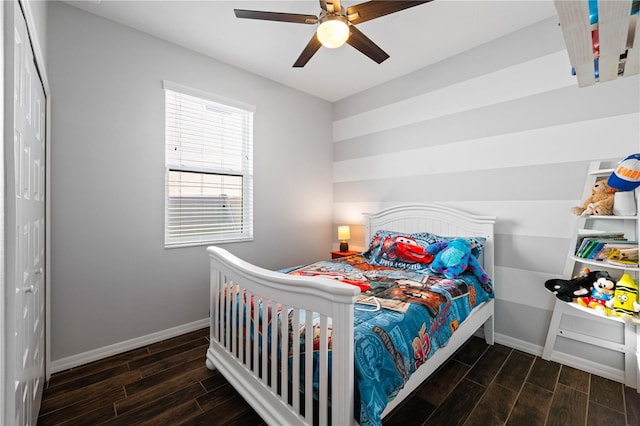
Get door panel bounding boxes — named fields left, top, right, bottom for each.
left=6, top=2, right=46, bottom=425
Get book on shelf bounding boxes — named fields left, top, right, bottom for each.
left=575, top=238, right=637, bottom=261
left=606, top=258, right=639, bottom=267
left=585, top=241, right=604, bottom=259
left=575, top=237, right=625, bottom=257
left=603, top=244, right=639, bottom=266
left=575, top=231, right=625, bottom=254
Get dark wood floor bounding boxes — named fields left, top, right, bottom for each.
left=38, top=328, right=640, bottom=426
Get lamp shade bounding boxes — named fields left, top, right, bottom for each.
left=338, top=225, right=351, bottom=241
left=317, top=16, right=349, bottom=48
left=338, top=225, right=351, bottom=252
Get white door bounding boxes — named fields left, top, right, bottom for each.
left=5, top=2, right=46, bottom=425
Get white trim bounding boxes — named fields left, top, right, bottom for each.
left=17, top=1, right=49, bottom=89
left=49, top=318, right=210, bottom=374
left=494, top=332, right=543, bottom=357
left=165, top=236, right=253, bottom=249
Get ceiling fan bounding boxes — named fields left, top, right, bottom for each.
left=234, top=1, right=432, bottom=67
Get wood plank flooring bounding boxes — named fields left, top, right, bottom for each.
left=38, top=328, right=640, bottom=425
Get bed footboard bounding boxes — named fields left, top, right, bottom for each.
left=206, top=246, right=360, bottom=426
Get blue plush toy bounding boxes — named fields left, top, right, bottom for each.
left=425, top=238, right=489, bottom=283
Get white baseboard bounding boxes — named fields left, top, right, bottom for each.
left=49, top=322, right=632, bottom=389
left=494, top=332, right=544, bottom=357
left=49, top=318, right=210, bottom=374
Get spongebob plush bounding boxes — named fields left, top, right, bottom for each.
left=605, top=274, right=640, bottom=319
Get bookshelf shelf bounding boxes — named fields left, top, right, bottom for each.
left=582, top=215, right=637, bottom=220
left=543, top=161, right=640, bottom=391
left=567, top=256, right=640, bottom=272
left=588, top=168, right=615, bottom=176
left=563, top=300, right=640, bottom=326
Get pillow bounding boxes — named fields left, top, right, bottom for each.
left=412, top=232, right=486, bottom=259
left=363, top=229, right=486, bottom=271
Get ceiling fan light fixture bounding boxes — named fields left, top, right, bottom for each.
left=316, top=15, right=349, bottom=48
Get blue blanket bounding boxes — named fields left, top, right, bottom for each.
left=284, top=254, right=494, bottom=425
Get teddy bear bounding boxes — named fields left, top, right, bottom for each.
left=571, top=179, right=616, bottom=216
left=424, top=238, right=489, bottom=283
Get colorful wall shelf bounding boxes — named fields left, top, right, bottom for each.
left=554, top=0, right=639, bottom=87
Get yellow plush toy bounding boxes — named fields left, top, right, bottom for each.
left=571, top=179, right=616, bottom=216
left=605, top=274, right=640, bottom=319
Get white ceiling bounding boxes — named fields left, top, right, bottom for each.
left=63, top=0, right=560, bottom=102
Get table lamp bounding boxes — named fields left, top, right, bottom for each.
left=338, top=225, right=350, bottom=252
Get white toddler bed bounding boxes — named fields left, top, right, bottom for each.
left=205, top=203, right=496, bottom=425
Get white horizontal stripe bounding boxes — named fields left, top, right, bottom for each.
left=446, top=201, right=578, bottom=239
left=494, top=266, right=560, bottom=311
left=333, top=200, right=581, bottom=239
left=333, top=113, right=639, bottom=183
left=332, top=51, right=574, bottom=142
left=332, top=202, right=386, bottom=225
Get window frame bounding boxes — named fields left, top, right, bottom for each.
left=163, top=80, right=254, bottom=248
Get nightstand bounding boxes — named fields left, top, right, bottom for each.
left=331, top=250, right=359, bottom=259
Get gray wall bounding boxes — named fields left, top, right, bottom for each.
left=332, top=17, right=639, bottom=365
left=47, top=2, right=640, bottom=376
left=47, top=2, right=333, bottom=362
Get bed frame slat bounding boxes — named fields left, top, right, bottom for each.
left=225, top=279, right=231, bottom=353
left=211, top=269, right=220, bottom=343
left=281, top=304, right=289, bottom=405
left=270, top=302, right=278, bottom=391
left=253, top=292, right=259, bottom=375
left=291, top=308, right=301, bottom=413
left=261, top=300, right=268, bottom=386
left=318, top=315, right=328, bottom=426
left=304, top=311, right=313, bottom=423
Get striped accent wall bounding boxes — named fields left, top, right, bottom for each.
left=331, top=17, right=640, bottom=365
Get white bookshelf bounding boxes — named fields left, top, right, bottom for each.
left=543, top=161, right=640, bottom=391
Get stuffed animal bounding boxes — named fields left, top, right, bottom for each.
left=544, top=270, right=602, bottom=302
left=577, top=271, right=616, bottom=314
left=605, top=273, right=640, bottom=319
left=571, top=179, right=616, bottom=216
left=425, top=238, right=489, bottom=283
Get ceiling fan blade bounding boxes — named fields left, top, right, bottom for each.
left=320, top=0, right=342, bottom=13
left=346, top=1, right=432, bottom=25
left=234, top=9, right=318, bottom=24
left=293, top=34, right=323, bottom=67
left=346, top=25, right=389, bottom=64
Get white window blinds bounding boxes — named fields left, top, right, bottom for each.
left=164, top=81, right=254, bottom=247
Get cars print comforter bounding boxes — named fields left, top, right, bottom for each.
left=278, top=253, right=494, bottom=425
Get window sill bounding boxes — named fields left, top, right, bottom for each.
left=165, top=237, right=253, bottom=249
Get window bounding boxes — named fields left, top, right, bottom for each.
left=163, top=81, right=254, bottom=247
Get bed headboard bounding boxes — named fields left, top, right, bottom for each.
left=363, top=203, right=497, bottom=278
